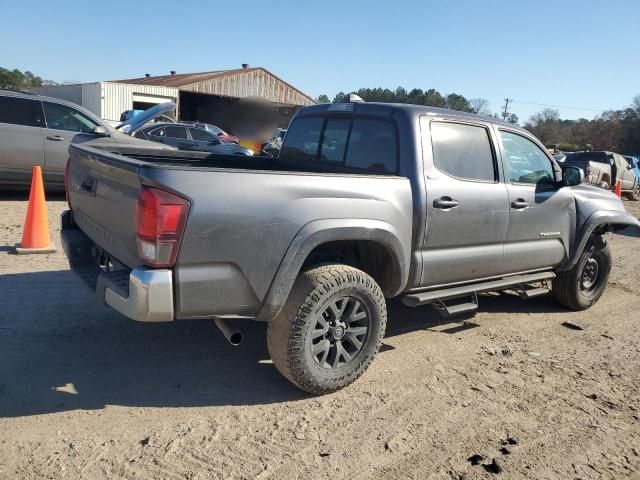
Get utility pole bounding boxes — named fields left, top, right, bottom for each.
left=502, top=98, right=512, bottom=121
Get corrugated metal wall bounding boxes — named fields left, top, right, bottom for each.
left=181, top=69, right=314, bottom=106
left=27, top=84, right=85, bottom=105
left=100, top=83, right=178, bottom=121
left=81, top=83, right=102, bottom=116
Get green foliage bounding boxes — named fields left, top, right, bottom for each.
left=330, top=86, right=480, bottom=113
left=315, top=94, right=330, bottom=104
left=524, top=98, right=640, bottom=154
left=0, top=67, right=57, bottom=90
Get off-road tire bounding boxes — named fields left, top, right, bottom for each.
left=267, top=264, right=386, bottom=395
left=552, top=235, right=611, bottom=311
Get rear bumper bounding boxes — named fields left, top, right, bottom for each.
left=61, top=210, right=174, bottom=322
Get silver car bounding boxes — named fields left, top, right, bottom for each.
left=0, top=90, right=173, bottom=190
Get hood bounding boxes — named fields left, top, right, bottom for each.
left=570, top=183, right=640, bottom=232
left=116, top=102, right=176, bottom=134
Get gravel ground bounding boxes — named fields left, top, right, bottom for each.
left=1, top=193, right=639, bottom=480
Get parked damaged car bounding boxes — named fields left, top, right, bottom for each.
left=133, top=122, right=253, bottom=155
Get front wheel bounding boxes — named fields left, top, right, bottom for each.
left=552, top=235, right=611, bottom=311
left=624, top=185, right=640, bottom=201
left=267, top=264, right=387, bottom=395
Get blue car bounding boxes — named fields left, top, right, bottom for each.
left=624, top=155, right=640, bottom=183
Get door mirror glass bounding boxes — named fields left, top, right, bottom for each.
left=93, top=125, right=108, bottom=136
left=563, top=166, right=584, bottom=186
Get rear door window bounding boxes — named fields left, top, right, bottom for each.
left=345, top=118, right=397, bottom=173
left=431, top=122, right=496, bottom=182
left=0, top=96, right=43, bottom=127
left=164, top=126, right=188, bottom=139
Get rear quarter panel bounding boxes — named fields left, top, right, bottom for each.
left=141, top=167, right=413, bottom=319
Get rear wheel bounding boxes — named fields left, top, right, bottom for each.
left=267, top=264, right=386, bottom=395
left=552, top=235, right=611, bottom=310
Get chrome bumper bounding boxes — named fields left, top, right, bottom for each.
left=104, top=268, right=174, bottom=322
left=61, top=210, right=174, bottom=323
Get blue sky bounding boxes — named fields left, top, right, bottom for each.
left=2, top=0, right=639, bottom=122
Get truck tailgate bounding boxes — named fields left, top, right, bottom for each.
left=66, top=144, right=143, bottom=268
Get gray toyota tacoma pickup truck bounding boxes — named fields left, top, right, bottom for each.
left=61, top=99, right=640, bottom=394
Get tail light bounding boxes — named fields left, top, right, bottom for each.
left=64, top=158, right=72, bottom=208
left=136, top=187, right=190, bottom=267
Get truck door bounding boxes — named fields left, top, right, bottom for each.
left=495, top=128, right=572, bottom=272
left=0, top=95, right=45, bottom=185
left=419, top=117, right=510, bottom=287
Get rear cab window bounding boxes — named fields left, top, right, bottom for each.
left=280, top=115, right=398, bottom=173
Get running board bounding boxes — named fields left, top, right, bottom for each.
left=402, top=272, right=556, bottom=308
left=433, top=293, right=479, bottom=318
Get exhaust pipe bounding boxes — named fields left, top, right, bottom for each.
left=214, top=318, right=243, bottom=346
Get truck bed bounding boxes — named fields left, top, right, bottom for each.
left=65, top=143, right=413, bottom=320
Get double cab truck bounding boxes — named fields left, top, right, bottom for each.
left=62, top=99, right=640, bottom=394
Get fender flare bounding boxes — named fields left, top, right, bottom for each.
left=256, top=218, right=410, bottom=322
left=560, top=210, right=640, bottom=270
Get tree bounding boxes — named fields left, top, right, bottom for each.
left=424, top=88, right=446, bottom=108
left=525, top=108, right=562, bottom=144
left=469, top=98, right=491, bottom=116
left=445, top=93, right=473, bottom=112
left=407, top=88, right=425, bottom=105
left=315, top=94, right=330, bottom=104
left=332, top=91, right=348, bottom=103
left=394, top=87, right=408, bottom=104
left=506, top=113, right=519, bottom=124
left=0, top=67, right=56, bottom=90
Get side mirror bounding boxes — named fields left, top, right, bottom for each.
left=562, top=166, right=584, bottom=187
left=93, top=125, right=109, bottom=136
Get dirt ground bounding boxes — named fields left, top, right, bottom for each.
left=1, top=192, right=639, bottom=480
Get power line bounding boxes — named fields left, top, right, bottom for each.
left=510, top=99, right=608, bottom=112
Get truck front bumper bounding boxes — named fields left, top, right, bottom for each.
left=61, top=210, right=174, bottom=322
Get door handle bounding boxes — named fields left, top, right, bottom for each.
left=433, top=197, right=460, bottom=209
left=46, top=135, right=64, bottom=141
left=511, top=199, right=530, bottom=209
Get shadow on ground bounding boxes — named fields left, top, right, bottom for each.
left=0, top=269, right=568, bottom=418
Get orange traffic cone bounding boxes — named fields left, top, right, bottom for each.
left=15, top=166, right=56, bottom=254
left=613, top=180, right=622, bottom=198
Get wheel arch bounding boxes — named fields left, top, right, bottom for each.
left=256, top=219, right=410, bottom=321
left=559, top=210, right=640, bottom=270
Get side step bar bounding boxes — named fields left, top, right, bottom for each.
left=402, top=272, right=555, bottom=308
left=433, top=292, right=479, bottom=318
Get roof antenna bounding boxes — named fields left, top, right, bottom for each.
left=348, top=93, right=364, bottom=103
